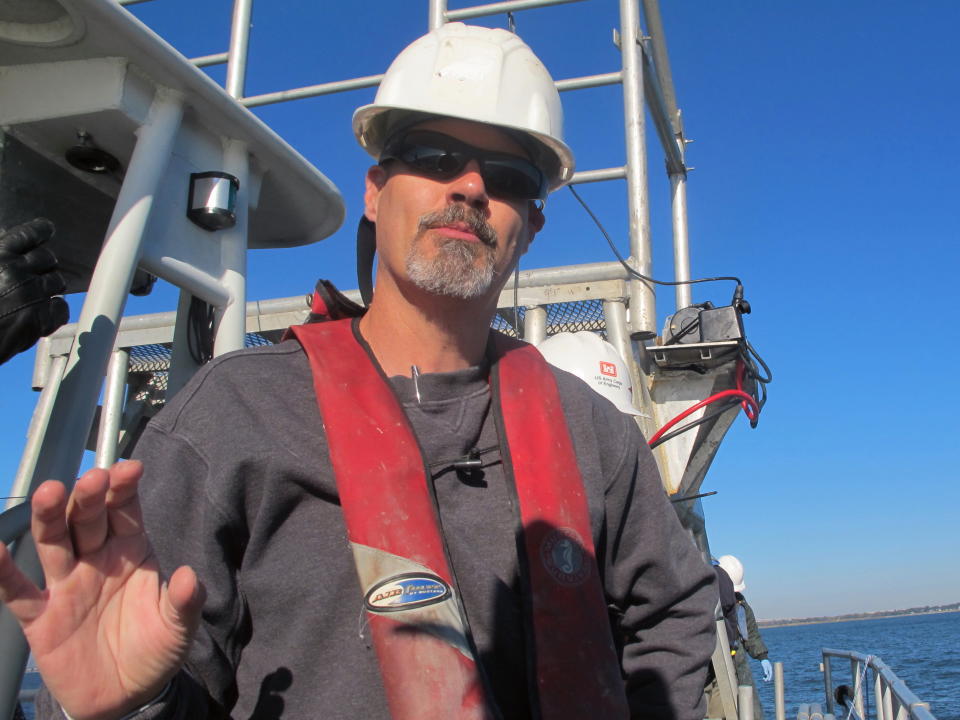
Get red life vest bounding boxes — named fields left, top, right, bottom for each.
left=291, top=317, right=628, bottom=720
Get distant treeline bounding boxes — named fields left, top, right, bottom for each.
left=759, top=602, right=960, bottom=628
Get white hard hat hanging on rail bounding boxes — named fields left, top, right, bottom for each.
left=536, top=332, right=643, bottom=417
left=352, top=22, right=575, bottom=192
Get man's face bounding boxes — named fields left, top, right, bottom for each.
left=364, top=118, right=545, bottom=302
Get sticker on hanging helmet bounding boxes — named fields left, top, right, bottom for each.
left=599, top=361, right=618, bottom=377
left=365, top=574, right=451, bottom=612
left=540, top=528, right=591, bottom=586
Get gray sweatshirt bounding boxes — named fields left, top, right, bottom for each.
left=39, top=336, right=715, bottom=720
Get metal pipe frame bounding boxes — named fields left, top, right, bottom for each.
left=824, top=654, right=836, bottom=716
left=639, top=44, right=685, bottom=176
left=522, top=306, right=547, bottom=344
left=95, top=349, right=130, bottom=468
left=191, top=52, right=230, bottom=68
left=556, top=71, right=622, bottom=92
left=639, top=0, right=680, bottom=134
left=822, top=649, right=936, bottom=720
left=7, top=355, right=68, bottom=513
left=446, top=0, right=586, bottom=21
left=240, top=74, right=384, bottom=109
left=738, top=686, right=754, bottom=720
left=571, top=166, right=627, bottom=184
left=670, top=171, right=692, bottom=309
left=212, top=140, right=250, bottom=355
left=226, top=0, right=254, bottom=99
left=774, top=661, right=786, bottom=720
left=0, top=90, right=185, bottom=716
left=618, top=0, right=655, bottom=337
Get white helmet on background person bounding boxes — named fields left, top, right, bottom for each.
left=352, top=22, right=575, bottom=192
left=536, top=332, right=642, bottom=416
left=717, top=555, right=746, bottom=592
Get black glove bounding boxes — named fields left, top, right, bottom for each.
left=0, top=218, right=69, bottom=365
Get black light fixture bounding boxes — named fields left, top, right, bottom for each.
left=187, top=172, right=239, bottom=231
left=65, top=130, right=120, bottom=174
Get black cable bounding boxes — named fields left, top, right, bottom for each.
left=648, top=398, right=742, bottom=449
left=567, top=185, right=743, bottom=291
left=187, top=296, right=215, bottom=365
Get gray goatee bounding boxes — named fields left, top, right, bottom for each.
left=406, top=205, right=500, bottom=299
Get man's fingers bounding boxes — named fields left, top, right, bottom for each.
left=0, top=542, right=46, bottom=624
left=67, top=469, right=110, bottom=557
left=0, top=219, right=55, bottom=255
left=105, top=460, right=147, bottom=538
left=162, top=566, right=205, bottom=639
left=30, top=480, right=76, bottom=582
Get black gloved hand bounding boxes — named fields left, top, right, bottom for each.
left=0, top=218, right=69, bottom=365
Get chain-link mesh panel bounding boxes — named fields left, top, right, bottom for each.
left=492, top=298, right=607, bottom=338
left=123, top=301, right=609, bottom=407
left=127, top=333, right=278, bottom=403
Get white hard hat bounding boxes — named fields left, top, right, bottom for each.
left=537, top=332, right=642, bottom=416
left=353, top=23, right=575, bottom=192
left=717, top=555, right=746, bottom=592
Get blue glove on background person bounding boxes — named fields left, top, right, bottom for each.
left=761, top=658, right=773, bottom=682
left=0, top=218, right=69, bottom=365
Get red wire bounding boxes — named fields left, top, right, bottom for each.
left=648, top=389, right=760, bottom=446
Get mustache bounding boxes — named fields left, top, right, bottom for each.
left=418, top=204, right=498, bottom=247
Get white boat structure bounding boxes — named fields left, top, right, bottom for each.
left=0, top=1, right=941, bottom=719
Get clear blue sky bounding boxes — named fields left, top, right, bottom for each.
left=2, top=1, right=958, bottom=620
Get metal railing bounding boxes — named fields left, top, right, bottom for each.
left=821, top=649, right=938, bottom=720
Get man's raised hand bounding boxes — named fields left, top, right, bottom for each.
left=0, top=460, right=204, bottom=720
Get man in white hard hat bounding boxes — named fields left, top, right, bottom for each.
left=712, top=555, right=773, bottom=720
left=0, top=24, right=715, bottom=720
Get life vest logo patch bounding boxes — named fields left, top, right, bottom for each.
left=364, top=574, right=451, bottom=613
left=540, top=528, right=591, bottom=586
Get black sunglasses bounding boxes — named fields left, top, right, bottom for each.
left=380, top=130, right=547, bottom=201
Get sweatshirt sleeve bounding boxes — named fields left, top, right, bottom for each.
left=600, top=413, right=717, bottom=720
left=740, top=598, right=769, bottom=660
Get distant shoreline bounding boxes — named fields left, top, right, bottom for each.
left=760, top=607, right=960, bottom=629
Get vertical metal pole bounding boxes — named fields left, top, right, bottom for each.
left=618, top=0, right=655, bottom=337
left=603, top=298, right=645, bottom=413
left=851, top=659, right=865, bottom=720
left=95, top=349, right=130, bottom=468
left=670, top=171, right=692, bottom=309
left=427, top=0, right=446, bottom=30
left=212, top=140, right=249, bottom=356
left=824, top=655, right=835, bottom=716
left=738, top=686, right=754, bottom=720
left=226, top=0, right=253, bottom=98
left=774, top=661, right=785, bottom=720
left=6, top=355, right=68, bottom=512
left=0, top=91, right=183, bottom=719
left=523, top=305, right=547, bottom=344
left=882, top=681, right=894, bottom=720
left=874, top=671, right=885, bottom=720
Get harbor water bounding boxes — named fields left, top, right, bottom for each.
left=754, top=611, right=959, bottom=720
left=20, top=611, right=958, bottom=719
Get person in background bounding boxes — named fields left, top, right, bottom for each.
left=0, top=218, right=68, bottom=365
left=0, top=24, right=716, bottom=720
left=715, top=554, right=773, bottom=720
